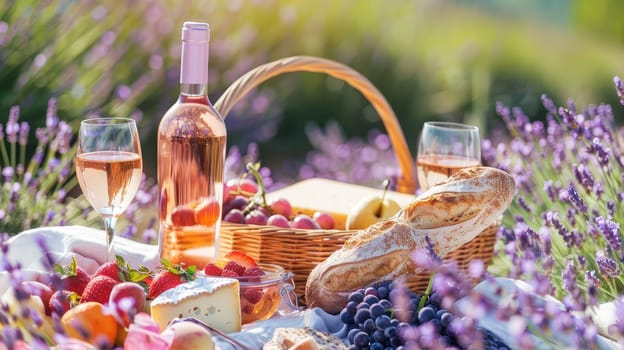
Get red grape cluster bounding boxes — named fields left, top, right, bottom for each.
left=222, top=177, right=336, bottom=230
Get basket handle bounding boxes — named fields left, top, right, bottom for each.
left=214, top=55, right=416, bottom=194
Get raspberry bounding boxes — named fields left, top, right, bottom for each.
left=241, top=301, right=255, bottom=314
left=223, top=261, right=245, bottom=276
left=241, top=266, right=265, bottom=282
left=203, top=263, right=223, bottom=277
left=242, top=288, right=263, bottom=304
left=221, top=270, right=240, bottom=278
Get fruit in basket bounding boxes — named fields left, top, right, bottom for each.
left=245, top=209, right=268, bottom=226
left=267, top=214, right=290, bottom=228
left=346, top=195, right=400, bottom=230
left=222, top=162, right=336, bottom=230
left=292, top=214, right=321, bottom=229
left=345, top=180, right=401, bottom=230
left=61, top=301, right=118, bottom=346
left=222, top=195, right=248, bottom=216
left=223, top=208, right=245, bottom=223
left=269, top=197, right=293, bottom=217
left=225, top=177, right=259, bottom=198
left=313, top=211, right=336, bottom=230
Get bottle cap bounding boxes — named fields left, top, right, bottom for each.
left=182, top=22, right=210, bottom=43
left=180, top=22, right=210, bottom=85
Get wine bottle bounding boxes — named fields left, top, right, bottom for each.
left=157, top=22, right=226, bottom=269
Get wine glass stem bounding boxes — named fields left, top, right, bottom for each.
left=102, top=215, right=118, bottom=262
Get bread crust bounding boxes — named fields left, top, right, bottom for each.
left=305, top=167, right=515, bottom=314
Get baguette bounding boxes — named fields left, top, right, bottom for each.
left=305, top=166, right=515, bottom=314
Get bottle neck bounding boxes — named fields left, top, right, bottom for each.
left=180, top=83, right=208, bottom=96
left=179, top=83, right=210, bottom=104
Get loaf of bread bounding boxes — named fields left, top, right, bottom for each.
left=305, top=166, right=516, bottom=314
left=263, top=327, right=349, bottom=350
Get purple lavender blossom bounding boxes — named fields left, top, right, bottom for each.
left=517, top=196, right=531, bottom=213
left=5, top=106, right=19, bottom=144
left=2, top=167, right=13, bottom=182
left=18, top=122, right=28, bottom=146
left=586, top=138, right=610, bottom=167
left=45, top=98, right=58, bottom=132
left=567, top=185, right=587, bottom=214
left=614, top=76, right=624, bottom=106
left=573, top=164, right=594, bottom=193
left=596, top=252, right=620, bottom=277
left=594, top=216, right=621, bottom=251
left=541, top=94, right=557, bottom=114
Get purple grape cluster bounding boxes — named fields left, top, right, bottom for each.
left=339, top=281, right=510, bottom=350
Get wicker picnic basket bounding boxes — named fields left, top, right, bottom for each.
left=213, top=56, right=498, bottom=305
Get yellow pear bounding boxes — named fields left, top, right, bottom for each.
left=346, top=196, right=401, bottom=230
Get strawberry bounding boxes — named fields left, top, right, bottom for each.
left=141, top=275, right=153, bottom=290
left=81, top=275, right=118, bottom=304
left=223, top=261, right=245, bottom=276
left=148, top=260, right=196, bottom=299
left=93, top=255, right=153, bottom=285
left=224, top=250, right=257, bottom=269
left=53, top=257, right=90, bottom=295
left=203, top=263, right=223, bottom=277
left=93, top=261, right=124, bottom=282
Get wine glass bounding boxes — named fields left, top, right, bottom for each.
left=416, top=121, right=481, bottom=192
left=75, top=117, right=142, bottom=262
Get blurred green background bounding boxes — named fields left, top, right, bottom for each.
left=1, top=0, right=623, bottom=181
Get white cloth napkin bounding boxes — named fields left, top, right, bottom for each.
left=0, top=226, right=160, bottom=295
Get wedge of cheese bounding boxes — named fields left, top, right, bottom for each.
left=267, top=178, right=416, bottom=230
left=150, top=277, right=241, bottom=333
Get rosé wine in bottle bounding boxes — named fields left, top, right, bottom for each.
left=157, top=22, right=226, bottom=269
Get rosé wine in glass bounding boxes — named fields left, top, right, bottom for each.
left=76, top=118, right=142, bottom=262
left=416, top=122, right=481, bottom=191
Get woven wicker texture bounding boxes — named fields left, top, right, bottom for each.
left=214, top=56, right=497, bottom=305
